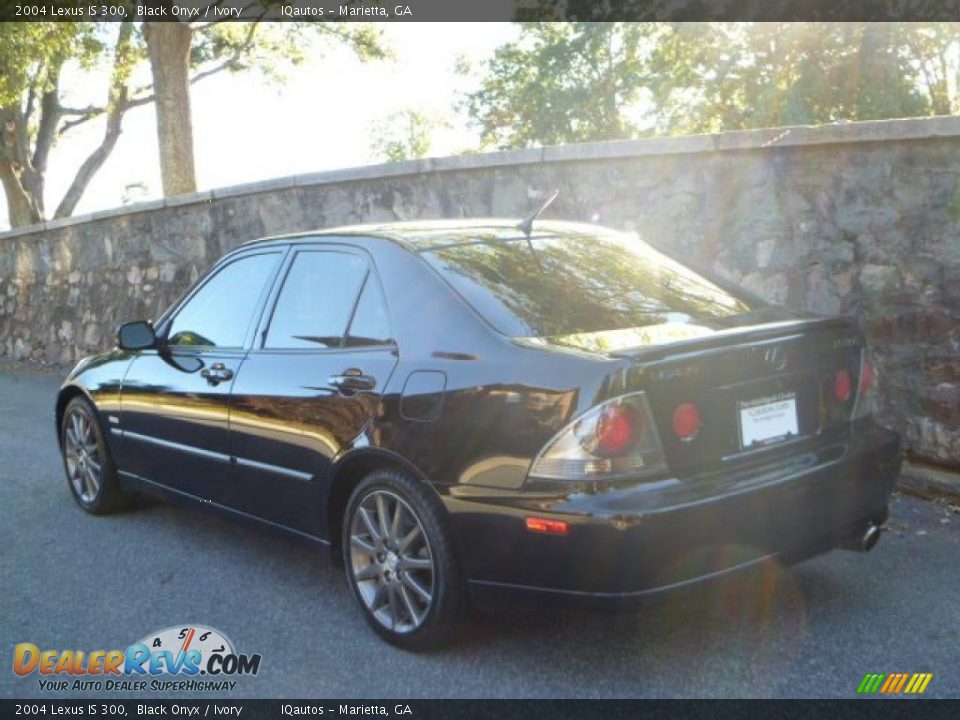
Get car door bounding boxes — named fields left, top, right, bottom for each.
left=116, top=249, right=284, bottom=503
left=226, top=244, right=398, bottom=536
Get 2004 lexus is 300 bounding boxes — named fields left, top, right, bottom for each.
left=57, top=219, right=900, bottom=649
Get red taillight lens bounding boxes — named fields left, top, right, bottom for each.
left=859, top=360, right=874, bottom=394
left=529, top=392, right=666, bottom=481
left=834, top=369, right=852, bottom=402
left=672, top=402, right=701, bottom=440
left=595, top=405, right=638, bottom=456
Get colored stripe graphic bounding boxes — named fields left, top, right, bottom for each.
left=879, top=674, right=897, bottom=693
left=907, top=673, right=933, bottom=694
left=858, top=673, right=932, bottom=695
left=857, top=673, right=885, bottom=694
left=894, top=674, right=909, bottom=693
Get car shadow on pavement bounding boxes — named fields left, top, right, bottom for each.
left=454, top=559, right=855, bottom=657
left=117, top=490, right=860, bottom=660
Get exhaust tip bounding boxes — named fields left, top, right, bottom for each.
left=841, top=521, right=882, bottom=552
left=862, top=522, right=881, bottom=552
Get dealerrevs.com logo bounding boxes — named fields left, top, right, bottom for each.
left=13, top=625, right=261, bottom=692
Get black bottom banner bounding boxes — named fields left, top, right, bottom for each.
left=2, top=699, right=958, bottom=720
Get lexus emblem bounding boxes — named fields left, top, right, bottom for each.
left=763, top=346, right=788, bottom=372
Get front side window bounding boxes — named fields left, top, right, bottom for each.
left=166, top=252, right=280, bottom=348
left=265, top=251, right=368, bottom=349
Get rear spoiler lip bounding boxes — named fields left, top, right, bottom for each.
left=607, top=316, right=859, bottom=363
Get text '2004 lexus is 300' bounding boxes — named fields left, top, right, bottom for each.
left=56, top=219, right=900, bottom=649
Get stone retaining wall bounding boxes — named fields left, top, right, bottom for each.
left=1, top=116, right=958, bottom=467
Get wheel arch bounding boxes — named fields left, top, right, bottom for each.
left=55, top=384, right=95, bottom=448
left=324, top=447, right=441, bottom=553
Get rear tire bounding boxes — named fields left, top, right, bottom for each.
left=342, top=469, right=466, bottom=650
left=60, top=396, right=129, bottom=514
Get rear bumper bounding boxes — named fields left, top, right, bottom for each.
left=445, top=423, right=901, bottom=610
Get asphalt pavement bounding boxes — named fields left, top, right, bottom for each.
left=1, top=366, right=958, bottom=699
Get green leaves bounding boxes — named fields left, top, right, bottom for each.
left=647, top=23, right=932, bottom=134
left=370, top=110, right=447, bottom=163
left=0, top=19, right=389, bottom=226
left=464, top=22, right=960, bottom=150
left=190, top=21, right=387, bottom=84
left=462, top=22, right=661, bottom=149
left=0, top=23, right=105, bottom=108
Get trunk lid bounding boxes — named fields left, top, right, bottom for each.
left=612, top=315, right=865, bottom=477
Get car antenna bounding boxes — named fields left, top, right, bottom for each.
left=516, top=189, right=558, bottom=270
left=518, top=189, right=559, bottom=238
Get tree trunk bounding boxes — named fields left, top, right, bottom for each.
left=54, top=88, right=127, bottom=219
left=54, top=22, right=134, bottom=219
left=0, top=108, right=44, bottom=227
left=0, top=158, right=42, bottom=227
left=144, top=21, right=197, bottom=197
left=24, top=85, right=62, bottom=216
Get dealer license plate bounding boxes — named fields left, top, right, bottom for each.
left=739, top=392, right=799, bottom=448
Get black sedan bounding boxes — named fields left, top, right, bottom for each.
left=56, top=219, right=901, bottom=649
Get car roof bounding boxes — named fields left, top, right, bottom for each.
left=239, top=219, right=617, bottom=252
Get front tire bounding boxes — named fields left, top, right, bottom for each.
left=60, top=396, right=128, bottom=514
left=342, top=469, right=466, bottom=650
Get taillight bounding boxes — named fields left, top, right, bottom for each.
left=852, top=350, right=877, bottom=420
left=672, top=402, right=701, bottom=440
left=528, top=392, right=666, bottom=481
left=595, top=404, right=640, bottom=456
left=834, top=369, right=852, bottom=402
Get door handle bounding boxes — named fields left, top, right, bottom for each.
left=201, top=362, right=235, bottom=385
left=329, top=369, right=376, bottom=393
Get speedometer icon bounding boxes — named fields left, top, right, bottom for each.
left=134, top=625, right=234, bottom=670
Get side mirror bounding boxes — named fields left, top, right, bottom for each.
left=116, top=320, right=156, bottom=351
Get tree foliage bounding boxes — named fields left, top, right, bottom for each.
left=463, top=22, right=960, bottom=149
left=0, top=18, right=387, bottom=228
left=145, top=17, right=387, bottom=196
left=370, top=110, right=446, bottom=163
left=0, top=22, right=129, bottom=227
left=460, top=23, right=661, bottom=148
left=646, top=23, right=933, bottom=134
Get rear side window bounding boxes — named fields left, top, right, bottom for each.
left=265, top=251, right=367, bottom=349
left=422, top=232, right=758, bottom=337
left=167, top=252, right=281, bottom=348
left=345, top=275, right=392, bottom=347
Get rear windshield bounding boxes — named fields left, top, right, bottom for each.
left=421, top=231, right=759, bottom=337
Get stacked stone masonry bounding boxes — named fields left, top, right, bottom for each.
left=1, top=116, right=958, bottom=467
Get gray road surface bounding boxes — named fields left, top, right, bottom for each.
left=1, top=368, right=957, bottom=699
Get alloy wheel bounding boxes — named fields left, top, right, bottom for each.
left=348, top=489, right=436, bottom=633
left=63, top=408, right=102, bottom=504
